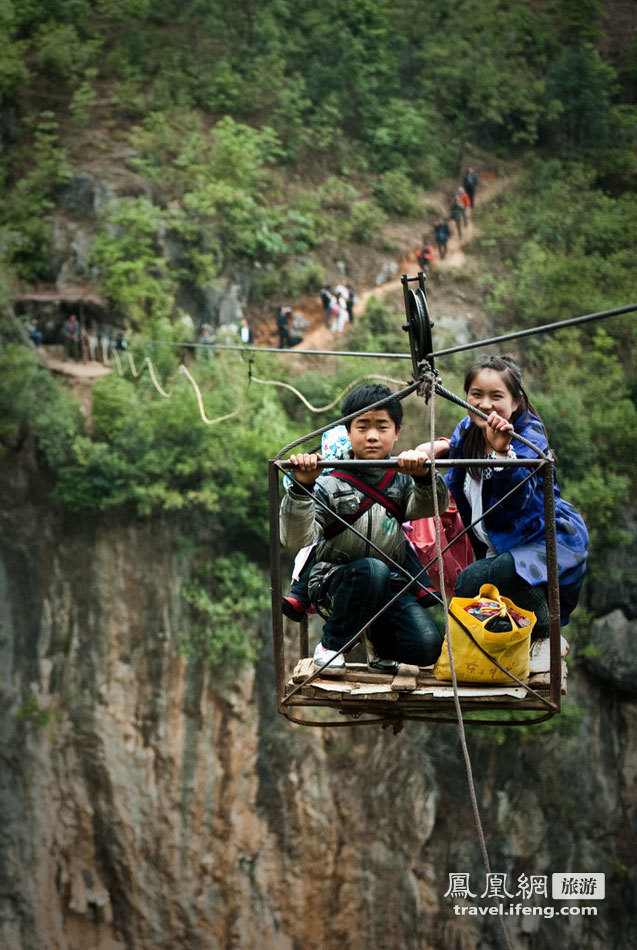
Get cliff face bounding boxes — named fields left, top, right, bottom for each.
left=0, top=449, right=635, bottom=950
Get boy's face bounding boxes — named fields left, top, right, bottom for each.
left=348, top=409, right=399, bottom=460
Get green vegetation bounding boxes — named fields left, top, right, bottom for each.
left=50, top=350, right=297, bottom=542
left=0, top=344, right=81, bottom=466
left=1, top=0, right=636, bottom=674
left=1, top=0, right=635, bottom=288
left=469, top=698, right=586, bottom=746
left=14, top=694, right=51, bottom=729
left=180, top=554, right=269, bottom=673
left=475, top=160, right=637, bottom=584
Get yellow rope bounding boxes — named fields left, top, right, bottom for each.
left=112, top=349, right=124, bottom=376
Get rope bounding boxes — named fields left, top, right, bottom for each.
left=178, top=363, right=244, bottom=425
left=127, top=350, right=139, bottom=378
left=107, top=344, right=409, bottom=427
left=143, top=357, right=171, bottom=398
left=426, top=374, right=512, bottom=950
left=250, top=373, right=407, bottom=413
left=112, top=349, right=124, bottom=376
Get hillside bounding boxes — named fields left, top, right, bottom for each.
left=1, top=3, right=637, bottom=949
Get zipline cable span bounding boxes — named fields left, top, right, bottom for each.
left=141, top=300, right=637, bottom=362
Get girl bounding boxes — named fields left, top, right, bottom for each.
left=419, top=356, right=588, bottom=636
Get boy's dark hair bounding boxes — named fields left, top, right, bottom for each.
left=341, top=383, right=402, bottom=430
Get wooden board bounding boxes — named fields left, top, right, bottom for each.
left=286, top=655, right=567, bottom=706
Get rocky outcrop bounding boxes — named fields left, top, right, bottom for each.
left=583, top=609, right=637, bottom=696
left=0, top=449, right=635, bottom=950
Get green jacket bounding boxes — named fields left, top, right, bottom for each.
left=280, top=463, right=449, bottom=592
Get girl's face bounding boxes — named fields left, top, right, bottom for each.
left=466, top=368, right=520, bottom=428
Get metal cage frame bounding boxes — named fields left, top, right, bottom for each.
left=268, top=274, right=565, bottom=729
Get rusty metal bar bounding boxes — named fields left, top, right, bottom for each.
left=268, top=460, right=287, bottom=713
left=277, top=457, right=544, bottom=470
left=542, top=459, right=562, bottom=712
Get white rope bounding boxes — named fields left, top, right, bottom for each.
left=112, top=349, right=124, bottom=376
left=127, top=350, right=139, bottom=377
left=250, top=373, right=407, bottom=413
left=144, top=357, right=171, bottom=398
left=118, top=349, right=407, bottom=428
left=178, top=363, right=244, bottom=425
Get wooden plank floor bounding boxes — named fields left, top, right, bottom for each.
left=285, top=638, right=567, bottom=706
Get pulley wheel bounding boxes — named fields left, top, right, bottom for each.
left=404, top=287, right=434, bottom=377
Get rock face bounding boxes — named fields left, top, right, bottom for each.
left=583, top=610, right=637, bottom=696
left=0, top=450, right=636, bottom=950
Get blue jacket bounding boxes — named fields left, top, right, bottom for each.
left=445, top=412, right=589, bottom=624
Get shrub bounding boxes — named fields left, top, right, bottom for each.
left=180, top=554, right=269, bottom=674
left=348, top=200, right=386, bottom=244
left=372, top=169, right=417, bottom=217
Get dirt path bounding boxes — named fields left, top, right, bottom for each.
left=38, top=345, right=112, bottom=414
left=296, top=172, right=518, bottom=352
left=37, top=171, right=518, bottom=382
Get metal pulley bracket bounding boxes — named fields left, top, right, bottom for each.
left=401, top=274, right=434, bottom=378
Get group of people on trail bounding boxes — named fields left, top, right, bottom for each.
left=320, top=282, right=356, bottom=334
left=416, top=168, right=480, bottom=268
left=26, top=313, right=130, bottom=363
left=280, top=358, right=588, bottom=673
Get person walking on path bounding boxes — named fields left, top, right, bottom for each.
left=276, top=306, right=291, bottom=348
left=240, top=316, right=253, bottom=345
left=332, top=290, right=349, bottom=333
left=416, top=243, right=435, bottom=271
left=450, top=193, right=466, bottom=238
left=346, top=283, right=356, bottom=324
left=63, top=313, right=81, bottom=361
left=463, top=167, right=478, bottom=208
left=433, top=218, right=450, bottom=259
left=320, top=284, right=332, bottom=328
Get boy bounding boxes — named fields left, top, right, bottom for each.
left=280, top=384, right=448, bottom=671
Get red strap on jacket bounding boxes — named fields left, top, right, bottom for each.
left=322, top=470, right=402, bottom=540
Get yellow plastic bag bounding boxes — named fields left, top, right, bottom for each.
left=434, top=583, right=535, bottom=683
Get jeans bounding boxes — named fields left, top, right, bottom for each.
left=454, top=552, right=549, bottom=637
left=313, top=557, right=443, bottom=666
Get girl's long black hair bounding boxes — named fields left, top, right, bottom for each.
left=462, top=355, right=544, bottom=476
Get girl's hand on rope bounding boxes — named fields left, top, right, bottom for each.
left=485, top=411, right=514, bottom=454
left=396, top=450, right=431, bottom=477
left=288, top=452, right=324, bottom=484
left=414, top=438, right=450, bottom=460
